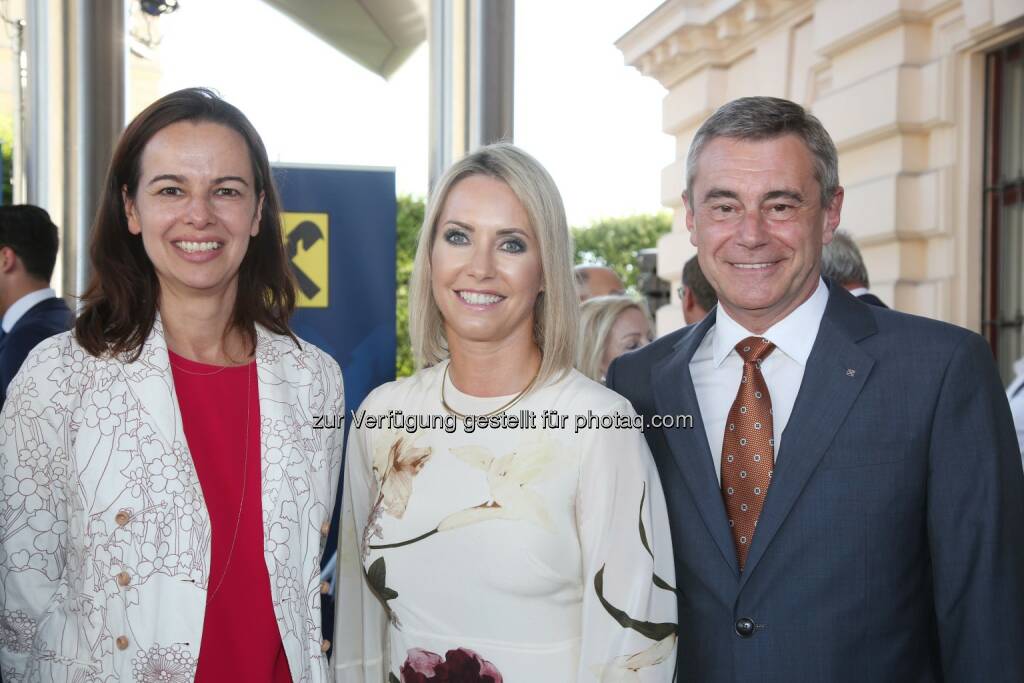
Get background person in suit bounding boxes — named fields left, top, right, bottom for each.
left=820, top=228, right=888, bottom=307
left=606, top=95, right=1024, bottom=682
left=678, top=254, right=717, bottom=324
left=0, top=205, right=72, bottom=408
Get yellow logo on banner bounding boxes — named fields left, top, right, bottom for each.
left=282, top=212, right=329, bottom=308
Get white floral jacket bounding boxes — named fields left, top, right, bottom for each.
left=0, top=319, right=344, bottom=682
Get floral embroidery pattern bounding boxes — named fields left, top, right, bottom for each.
left=438, top=443, right=555, bottom=532
left=597, top=634, right=677, bottom=682
left=0, top=322, right=343, bottom=682
left=363, top=435, right=433, bottom=560
left=0, top=609, right=36, bottom=653
left=374, top=437, right=432, bottom=519
left=368, top=440, right=556, bottom=552
left=131, top=643, right=197, bottom=682
left=360, top=437, right=558, bottom=639
left=394, top=647, right=503, bottom=683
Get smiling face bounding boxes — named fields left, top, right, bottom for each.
left=123, top=120, right=263, bottom=302
left=430, top=174, right=544, bottom=350
left=684, top=134, right=843, bottom=332
left=600, top=306, right=652, bottom=379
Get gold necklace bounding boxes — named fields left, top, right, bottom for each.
left=440, top=359, right=541, bottom=420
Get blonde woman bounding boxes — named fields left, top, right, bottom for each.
left=335, top=143, right=676, bottom=682
left=576, top=295, right=654, bottom=383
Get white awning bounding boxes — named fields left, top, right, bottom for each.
left=262, top=0, right=427, bottom=79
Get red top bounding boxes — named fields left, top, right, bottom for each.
left=170, top=350, right=292, bottom=683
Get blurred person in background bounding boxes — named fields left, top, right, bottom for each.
left=576, top=295, right=654, bottom=383
left=678, top=255, right=717, bottom=325
left=820, top=229, right=888, bottom=308
left=0, top=88, right=343, bottom=682
left=0, top=205, right=72, bottom=409
left=336, top=143, right=676, bottom=682
left=574, top=263, right=625, bottom=301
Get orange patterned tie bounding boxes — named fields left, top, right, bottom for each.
left=721, top=336, right=776, bottom=570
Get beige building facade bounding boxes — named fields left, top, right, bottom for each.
left=618, top=0, right=1024, bottom=381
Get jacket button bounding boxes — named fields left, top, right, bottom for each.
left=320, top=639, right=331, bottom=653
left=320, top=580, right=330, bottom=594
left=320, top=522, right=331, bottom=536
left=115, top=511, right=130, bottom=526
left=735, top=617, right=755, bottom=637
left=116, top=635, right=130, bottom=650
left=116, top=571, right=131, bottom=587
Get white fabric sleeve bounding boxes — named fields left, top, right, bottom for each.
left=0, top=345, right=70, bottom=680
left=576, top=399, right=678, bottom=682
left=334, top=412, right=388, bottom=682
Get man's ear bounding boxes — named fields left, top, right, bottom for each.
left=123, top=186, right=142, bottom=235
left=822, top=186, right=844, bottom=245
left=0, top=246, right=18, bottom=274
left=683, top=191, right=697, bottom=246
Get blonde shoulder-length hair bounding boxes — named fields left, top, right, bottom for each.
left=576, top=295, right=652, bottom=383
left=408, top=142, right=578, bottom=387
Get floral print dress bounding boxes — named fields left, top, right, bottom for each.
left=335, top=362, right=677, bottom=682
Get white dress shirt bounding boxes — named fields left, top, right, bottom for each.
left=1005, top=357, right=1024, bottom=465
left=690, top=278, right=829, bottom=482
left=1, top=287, right=56, bottom=333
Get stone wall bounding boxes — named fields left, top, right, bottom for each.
left=618, top=0, right=1024, bottom=335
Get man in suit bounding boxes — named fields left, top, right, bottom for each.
left=0, top=205, right=72, bottom=408
left=606, top=96, right=1024, bottom=682
left=821, top=228, right=889, bottom=307
left=678, top=254, right=717, bottom=324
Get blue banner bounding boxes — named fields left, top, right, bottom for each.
left=272, top=164, right=396, bottom=603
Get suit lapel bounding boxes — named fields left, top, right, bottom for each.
left=652, top=311, right=740, bottom=576
left=738, top=288, right=877, bottom=587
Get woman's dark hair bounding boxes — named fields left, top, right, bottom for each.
left=74, top=87, right=297, bottom=359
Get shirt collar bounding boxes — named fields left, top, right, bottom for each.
left=847, top=286, right=869, bottom=298
left=2, top=288, right=57, bottom=333
left=1013, top=357, right=1024, bottom=383
left=712, top=278, right=829, bottom=367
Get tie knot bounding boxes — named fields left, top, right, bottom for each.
left=735, top=336, right=775, bottom=363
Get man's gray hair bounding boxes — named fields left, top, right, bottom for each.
left=821, top=230, right=869, bottom=288
left=685, top=96, right=839, bottom=206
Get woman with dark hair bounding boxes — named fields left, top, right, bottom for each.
left=335, top=144, right=675, bottom=682
left=0, top=88, right=343, bottom=682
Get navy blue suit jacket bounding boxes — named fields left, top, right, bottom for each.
left=856, top=291, right=888, bottom=308
left=606, top=283, right=1024, bottom=682
left=0, top=296, right=72, bottom=407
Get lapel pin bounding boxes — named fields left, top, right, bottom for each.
left=846, top=368, right=856, bottom=377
